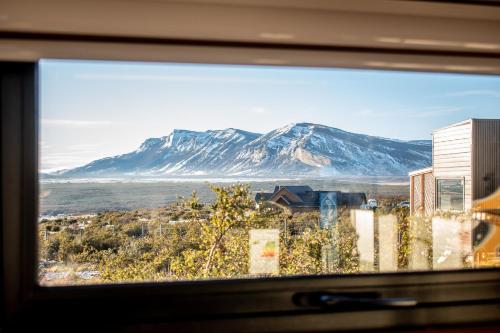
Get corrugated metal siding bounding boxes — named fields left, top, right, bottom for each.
left=424, top=172, right=435, bottom=216
left=413, top=175, right=422, bottom=212
left=472, top=119, right=500, bottom=201
left=433, top=120, right=472, bottom=210
left=410, top=176, right=414, bottom=215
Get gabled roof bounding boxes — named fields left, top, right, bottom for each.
left=273, top=185, right=313, bottom=194
left=270, top=187, right=305, bottom=204
left=275, top=196, right=292, bottom=206
left=255, top=192, right=273, bottom=202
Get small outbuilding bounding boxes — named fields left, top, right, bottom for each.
left=409, top=119, right=500, bottom=215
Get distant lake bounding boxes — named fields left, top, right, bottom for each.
left=39, top=177, right=409, bottom=216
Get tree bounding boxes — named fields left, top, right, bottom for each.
left=170, top=184, right=254, bottom=278
left=202, top=184, right=253, bottom=276
left=280, top=226, right=328, bottom=275
left=324, top=209, right=360, bottom=274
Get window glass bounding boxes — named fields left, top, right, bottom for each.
left=437, top=179, right=464, bottom=211
left=38, top=60, right=500, bottom=285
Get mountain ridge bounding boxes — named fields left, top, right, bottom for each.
left=53, top=123, right=432, bottom=178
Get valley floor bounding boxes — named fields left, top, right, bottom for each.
left=38, top=182, right=411, bottom=285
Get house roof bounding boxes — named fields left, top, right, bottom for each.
left=255, top=192, right=273, bottom=202
left=335, top=192, right=367, bottom=207
left=270, top=187, right=305, bottom=204
left=432, top=118, right=472, bottom=133
left=432, top=118, right=500, bottom=134
left=255, top=186, right=366, bottom=209
left=409, top=167, right=433, bottom=176
left=273, top=185, right=313, bottom=194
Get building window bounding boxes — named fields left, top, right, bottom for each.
left=436, top=179, right=464, bottom=212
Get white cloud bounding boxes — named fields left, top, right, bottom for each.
left=355, top=109, right=395, bottom=117
left=357, top=109, right=387, bottom=116
left=251, top=107, right=266, bottom=114
left=41, top=119, right=112, bottom=128
left=410, top=106, right=464, bottom=118
left=356, top=106, right=464, bottom=118
left=40, top=152, right=99, bottom=172
left=74, top=73, right=317, bottom=86
left=357, top=109, right=374, bottom=116
left=444, top=90, right=500, bottom=98
left=68, top=143, right=104, bottom=150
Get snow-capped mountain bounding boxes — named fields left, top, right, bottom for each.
left=56, top=123, right=432, bottom=178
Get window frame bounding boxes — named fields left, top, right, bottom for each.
left=1, top=59, right=500, bottom=331
left=435, top=177, right=466, bottom=212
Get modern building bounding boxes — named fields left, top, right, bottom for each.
left=255, top=185, right=366, bottom=214
left=409, top=167, right=435, bottom=216
left=409, top=119, right=500, bottom=215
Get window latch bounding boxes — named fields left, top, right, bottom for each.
left=294, top=292, right=418, bottom=309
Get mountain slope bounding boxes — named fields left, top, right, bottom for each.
left=57, top=123, right=431, bottom=178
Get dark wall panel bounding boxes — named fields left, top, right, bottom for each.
left=472, top=119, right=500, bottom=201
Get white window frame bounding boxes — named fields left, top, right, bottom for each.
left=435, top=177, right=466, bottom=212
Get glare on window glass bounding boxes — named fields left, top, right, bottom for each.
left=38, top=60, right=500, bottom=285
left=437, top=179, right=464, bottom=211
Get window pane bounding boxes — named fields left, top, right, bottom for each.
left=38, top=60, right=500, bottom=285
left=437, top=179, right=464, bottom=211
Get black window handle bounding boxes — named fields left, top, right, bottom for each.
left=319, top=294, right=417, bottom=308
left=294, top=292, right=418, bottom=309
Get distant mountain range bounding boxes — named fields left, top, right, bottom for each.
left=50, top=123, right=432, bottom=178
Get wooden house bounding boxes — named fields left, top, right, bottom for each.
left=255, top=185, right=366, bottom=214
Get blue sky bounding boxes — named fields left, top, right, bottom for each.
left=40, top=59, right=500, bottom=172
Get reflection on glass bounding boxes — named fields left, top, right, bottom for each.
left=249, top=229, right=280, bottom=275
left=351, top=209, right=375, bottom=272
left=472, top=190, right=500, bottom=268
left=38, top=60, right=499, bottom=285
left=378, top=214, right=398, bottom=271
left=432, top=216, right=472, bottom=269
left=408, top=215, right=432, bottom=271
left=437, top=179, right=464, bottom=212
